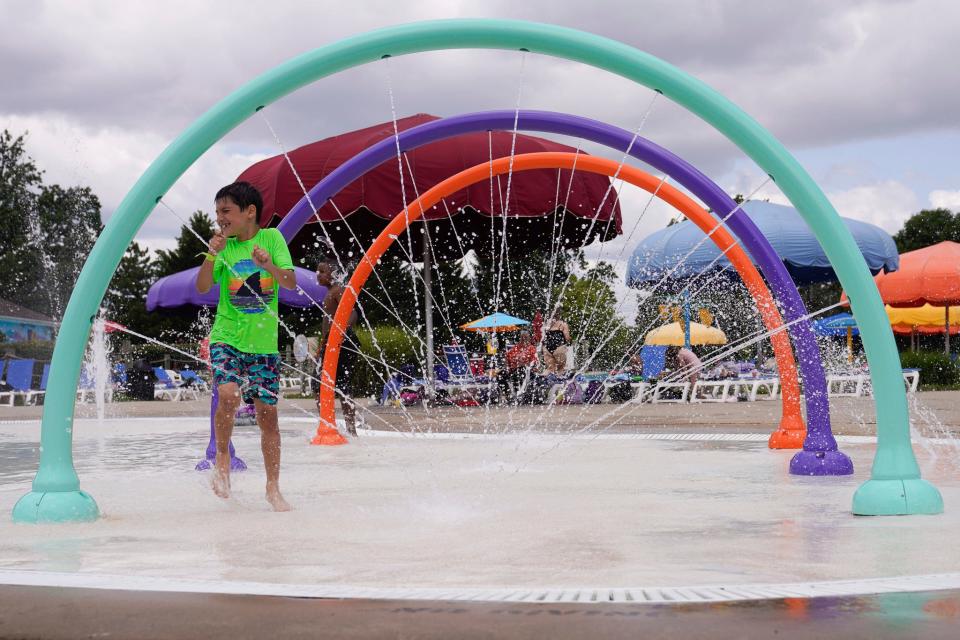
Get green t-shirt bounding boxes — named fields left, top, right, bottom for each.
left=209, top=228, right=294, bottom=354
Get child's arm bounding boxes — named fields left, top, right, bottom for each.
left=196, top=233, right=226, bottom=293
left=252, top=245, right=296, bottom=290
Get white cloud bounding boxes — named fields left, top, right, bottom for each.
left=929, top=189, right=960, bottom=211
left=1, top=112, right=269, bottom=254
left=826, top=180, right=920, bottom=233
left=5, top=0, right=958, bottom=285
left=725, top=169, right=920, bottom=234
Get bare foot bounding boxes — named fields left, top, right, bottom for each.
left=266, top=483, right=292, bottom=512
left=212, top=467, right=230, bottom=499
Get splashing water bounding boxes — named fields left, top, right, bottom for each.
left=84, top=311, right=113, bottom=423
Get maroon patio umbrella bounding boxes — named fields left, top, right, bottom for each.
left=236, top=114, right=622, bottom=261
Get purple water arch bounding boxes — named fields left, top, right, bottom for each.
left=276, top=110, right=850, bottom=475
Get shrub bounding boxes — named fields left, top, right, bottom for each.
left=899, top=350, right=960, bottom=388
left=2, top=340, right=55, bottom=362
left=349, top=326, right=423, bottom=397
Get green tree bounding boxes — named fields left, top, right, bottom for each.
left=104, top=241, right=156, bottom=334
left=0, top=130, right=103, bottom=320
left=555, top=261, right=633, bottom=370
left=155, top=211, right=216, bottom=276
left=893, top=208, right=959, bottom=253
left=0, top=130, right=43, bottom=306
left=30, top=183, right=103, bottom=318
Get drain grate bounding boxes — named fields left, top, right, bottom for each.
left=4, top=570, right=959, bottom=604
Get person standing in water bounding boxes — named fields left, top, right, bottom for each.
left=196, top=181, right=295, bottom=511
left=316, top=255, right=360, bottom=436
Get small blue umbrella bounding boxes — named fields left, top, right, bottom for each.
left=812, top=312, right=860, bottom=337
left=460, top=312, right=530, bottom=332
left=627, top=201, right=899, bottom=286
left=813, top=312, right=859, bottom=363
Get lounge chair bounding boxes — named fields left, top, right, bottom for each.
left=153, top=367, right=184, bottom=401
left=441, top=345, right=495, bottom=403
left=902, top=368, right=920, bottom=393
left=0, top=360, right=7, bottom=406
left=692, top=378, right=737, bottom=403
left=24, top=364, right=50, bottom=406
left=651, top=380, right=691, bottom=403
left=732, top=375, right=780, bottom=401
left=443, top=345, right=477, bottom=384
left=278, top=375, right=302, bottom=395
left=175, top=369, right=205, bottom=399
left=77, top=365, right=114, bottom=403
left=826, top=372, right=867, bottom=397
left=0, top=359, right=36, bottom=406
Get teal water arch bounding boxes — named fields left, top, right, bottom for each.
left=12, top=19, right=941, bottom=522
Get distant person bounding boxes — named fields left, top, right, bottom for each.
left=196, top=181, right=295, bottom=512
left=316, top=256, right=359, bottom=436
left=664, top=346, right=703, bottom=388
left=542, top=312, right=571, bottom=374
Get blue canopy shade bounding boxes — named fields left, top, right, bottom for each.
left=627, top=201, right=899, bottom=286
left=460, top=312, right=530, bottom=332
left=813, top=312, right=860, bottom=337
left=146, top=266, right=327, bottom=311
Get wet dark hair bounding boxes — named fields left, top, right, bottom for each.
left=315, top=237, right=340, bottom=268
left=215, top=181, right=263, bottom=218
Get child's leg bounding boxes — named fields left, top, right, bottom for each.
left=213, top=382, right=241, bottom=497
left=254, top=400, right=281, bottom=485
left=254, top=400, right=291, bottom=511
left=341, top=395, right=357, bottom=435
left=209, top=341, right=245, bottom=499
left=248, top=352, right=290, bottom=511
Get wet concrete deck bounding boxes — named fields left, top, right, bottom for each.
left=3, top=584, right=960, bottom=639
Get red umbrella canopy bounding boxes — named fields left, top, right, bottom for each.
left=236, top=114, right=622, bottom=261
left=873, top=241, right=960, bottom=308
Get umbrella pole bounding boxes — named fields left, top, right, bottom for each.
left=423, top=223, right=435, bottom=392
left=946, top=305, right=950, bottom=356
left=847, top=326, right=853, bottom=364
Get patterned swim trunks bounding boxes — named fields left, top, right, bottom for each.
left=210, top=342, right=281, bottom=406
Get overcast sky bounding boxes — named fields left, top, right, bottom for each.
left=3, top=0, right=959, bottom=310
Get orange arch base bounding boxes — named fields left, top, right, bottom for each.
left=314, top=152, right=806, bottom=447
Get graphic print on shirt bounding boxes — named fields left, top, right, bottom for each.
left=227, top=259, right=275, bottom=314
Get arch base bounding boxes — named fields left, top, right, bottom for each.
left=853, top=478, right=944, bottom=516
left=12, top=490, right=100, bottom=524
left=789, top=450, right=854, bottom=476
left=768, top=414, right=807, bottom=449
left=312, top=422, right=349, bottom=446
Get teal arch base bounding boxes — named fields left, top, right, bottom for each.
left=13, top=490, right=99, bottom=523
left=854, top=479, right=943, bottom=516
left=13, top=19, right=940, bottom=523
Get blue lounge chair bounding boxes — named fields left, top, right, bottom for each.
left=153, top=367, right=184, bottom=401
left=23, top=363, right=50, bottom=405
left=179, top=369, right=208, bottom=391
left=442, top=345, right=474, bottom=383
left=0, top=359, right=35, bottom=406
left=77, top=365, right=114, bottom=403
left=639, top=345, right=668, bottom=378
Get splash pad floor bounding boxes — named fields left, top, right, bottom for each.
left=2, top=411, right=960, bottom=604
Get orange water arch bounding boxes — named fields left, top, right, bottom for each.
left=316, top=152, right=806, bottom=447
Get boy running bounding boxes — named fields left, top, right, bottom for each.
left=196, top=181, right=295, bottom=511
